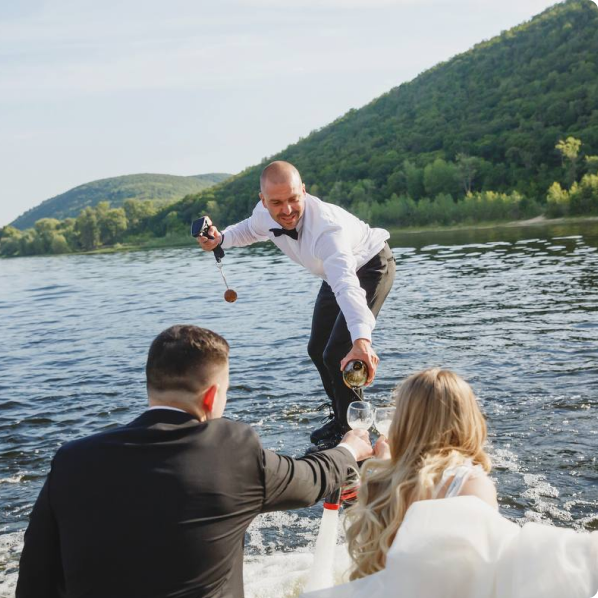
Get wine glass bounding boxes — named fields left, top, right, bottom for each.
left=347, top=401, right=374, bottom=431
left=374, top=407, right=395, bottom=437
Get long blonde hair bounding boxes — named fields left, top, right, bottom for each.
left=345, top=368, right=491, bottom=580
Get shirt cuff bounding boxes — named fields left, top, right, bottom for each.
left=337, top=442, right=358, bottom=462
left=220, top=231, right=232, bottom=250
left=348, top=324, right=372, bottom=344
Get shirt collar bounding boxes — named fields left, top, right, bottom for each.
left=146, top=406, right=188, bottom=414
left=296, top=193, right=308, bottom=233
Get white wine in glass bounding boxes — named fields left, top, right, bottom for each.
left=374, top=407, right=395, bottom=437
left=347, top=401, right=374, bottom=431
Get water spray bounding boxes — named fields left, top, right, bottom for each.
left=304, top=488, right=341, bottom=592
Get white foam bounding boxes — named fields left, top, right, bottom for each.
left=0, top=531, right=23, bottom=597
left=243, top=509, right=352, bottom=597
left=246, top=510, right=319, bottom=554
left=521, top=473, right=574, bottom=524
left=245, top=545, right=351, bottom=598
left=522, top=474, right=560, bottom=500
left=0, top=475, right=24, bottom=485
left=490, top=447, right=521, bottom=473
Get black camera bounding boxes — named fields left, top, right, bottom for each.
left=191, top=216, right=211, bottom=239
left=191, top=216, right=225, bottom=262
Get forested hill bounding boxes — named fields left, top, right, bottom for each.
left=165, top=0, right=598, bottom=229
left=11, top=172, right=231, bottom=230
left=3, top=0, right=598, bottom=258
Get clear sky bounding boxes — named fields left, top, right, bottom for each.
left=0, top=0, right=559, bottom=227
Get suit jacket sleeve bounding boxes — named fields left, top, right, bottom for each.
left=16, top=463, right=64, bottom=598
left=261, top=446, right=357, bottom=512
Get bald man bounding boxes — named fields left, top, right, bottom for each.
left=197, top=161, right=395, bottom=450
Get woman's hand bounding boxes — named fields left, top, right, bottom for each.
left=374, top=436, right=391, bottom=460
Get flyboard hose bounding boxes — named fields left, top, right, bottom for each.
left=304, top=360, right=368, bottom=593
left=191, top=216, right=237, bottom=302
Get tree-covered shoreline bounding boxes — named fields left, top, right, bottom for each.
left=3, top=135, right=597, bottom=258
left=0, top=185, right=598, bottom=258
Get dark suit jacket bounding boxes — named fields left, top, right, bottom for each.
left=16, top=409, right=356, bottom=598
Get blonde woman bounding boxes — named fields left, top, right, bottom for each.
left=301, top=369, right=598, bottom=598
left=347, top=367, right=497, bottom=579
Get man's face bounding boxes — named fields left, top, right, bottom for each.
left=260, top=177, right=306, bottom=230
left=209, top=362, right=230, bottom=419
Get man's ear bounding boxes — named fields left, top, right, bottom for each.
left=259, top=192, right=266, bottom=207
left=202, top=384, right=218, bottom=414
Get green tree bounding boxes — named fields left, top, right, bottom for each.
left=98, top=208, right=128, bottom=245
left=164, top=211, right=182, bottom=235
left=423, top=159, right=461, bottom=198
left=568, top=173, right=598, bottom=215
left=555, top=137, right=582, bottom=185
left=48, top=232, right=71, bottom=254
left=18, top=229, right=44, bottom=255
left=61, top=218, right=78, bottom=248
left=585, top=155, right=598, bottom=175
left=326, top=182, right=349, bottom=207
left=123, top=199, right=156, bottom=229
left=34, top=218, right=60, bottom=234
left=76, top=207, right=100, bottom=251
left=384, top=168, right=407, bottom=198
left=34, top=218, right=62, bottom=253
left=546, top=181, right=570, bottom=217
left=95, top=201, right=110, bottom=219
left=205, top=200, right=222, bottom=224
left=456, top=154, right=481, bottom=194
left=348, top=179, right=376, bottom=207
left=404, top=161, right=425, bottom=200
left=0, top=226, right=23, bottom=257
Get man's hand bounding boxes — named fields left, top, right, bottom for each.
left=340, top=338, right=379, bottom=386
left=196, top=217, right=223, bottom=252
left=340, top=429, right=373, bottom=462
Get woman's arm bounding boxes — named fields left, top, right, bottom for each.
left=459, top=474, right=499, bottom=510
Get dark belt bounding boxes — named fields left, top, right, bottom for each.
left=358, top=242, right=394, bottom=272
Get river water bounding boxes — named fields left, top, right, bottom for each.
left=1, top=220, right=597, bottom=595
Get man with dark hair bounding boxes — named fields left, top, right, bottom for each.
left=198, top=161, right=395, bottom=449
left=16, top=325, right=371, bottom=598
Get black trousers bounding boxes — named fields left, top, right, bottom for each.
left=307, top=243, right=396, bottom=429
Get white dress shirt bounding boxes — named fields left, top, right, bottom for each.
left=221, top=193, right=389, bottom=343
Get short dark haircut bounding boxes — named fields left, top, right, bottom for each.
left=146, top=325, right=229, bottom=394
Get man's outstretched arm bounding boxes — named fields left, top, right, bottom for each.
left=196, top=205, right=271, bottom=252
left=261, top=429, right=372, bottom=512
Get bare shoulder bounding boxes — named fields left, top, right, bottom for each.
left=459, top=473, right=499, bottom=510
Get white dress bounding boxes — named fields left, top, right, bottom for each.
left=301, top=464, right=598, bottom=598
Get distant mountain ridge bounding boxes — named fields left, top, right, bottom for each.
left=11, top=173, right=232, bottom=230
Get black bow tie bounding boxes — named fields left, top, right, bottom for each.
left=270, top=227, right=299, bottom=240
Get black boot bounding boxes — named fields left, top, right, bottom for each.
left=305, top=430, right=345, bottom=454
left=310, top=415, right=342, bottom=445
